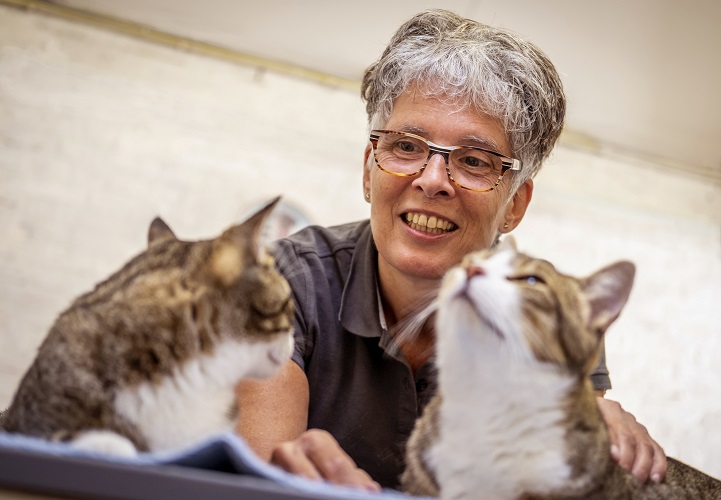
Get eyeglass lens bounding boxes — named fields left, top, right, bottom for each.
left=372, top=131, right=504, bottom=191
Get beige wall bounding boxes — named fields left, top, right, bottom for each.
left=1, top=6, right=720, bottom=478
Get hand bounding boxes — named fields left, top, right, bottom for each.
left=270, top=429, right=381, bottom=492
left=596, top=397, right=666, bottom=483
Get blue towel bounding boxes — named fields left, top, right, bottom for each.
left=0, top=431, right=424, bottom=499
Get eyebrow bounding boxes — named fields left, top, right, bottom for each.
left=398, top=126, right=504, bottom=153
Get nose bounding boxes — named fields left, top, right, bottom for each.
left=467, top=265, right=485, bottom=279
left=412, top=152, right=455, bottom=197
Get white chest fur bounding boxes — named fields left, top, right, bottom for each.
left=432, top=257, right=575, bottom=500
left=114, top=333, right=293, bottom=452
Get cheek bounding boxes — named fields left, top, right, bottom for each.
left=372, top=170, right=407, bottom=203
left=461, top=196, right=508, bottom=247
left=369, top=178, right=402, bottom=234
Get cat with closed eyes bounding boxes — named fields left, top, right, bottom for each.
left=0, top=197, right=294, bottom=457
left=401, top=238, right=721, bottom=499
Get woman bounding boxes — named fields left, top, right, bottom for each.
left=235, top=9, right=666, bottom=491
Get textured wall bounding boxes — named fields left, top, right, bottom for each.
left=1, top=6, right=719, bottom=479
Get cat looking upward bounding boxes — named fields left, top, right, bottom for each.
left=401, top=238, right=721, bottom=499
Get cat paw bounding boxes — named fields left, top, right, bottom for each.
left=71, top=430, right=139, bottom=458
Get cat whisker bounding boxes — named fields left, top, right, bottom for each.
left=386, top=296, right=439, bottom=359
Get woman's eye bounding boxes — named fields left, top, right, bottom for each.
left=396, top=140, right=417, bottom=153
left=461, top=155, right=490, bottom=168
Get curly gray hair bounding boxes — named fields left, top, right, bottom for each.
left=361, top=9, right=566, bottom=186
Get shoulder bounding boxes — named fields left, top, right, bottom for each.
left=270, top=219, right=371, bottom=312
left=272, top=220, right=370, bottom=263
left=272, top=221, right=373, bottom=367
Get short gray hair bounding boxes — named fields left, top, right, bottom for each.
left=361, top=9, right=566, bottom=186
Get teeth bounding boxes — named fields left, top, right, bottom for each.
left=403, top=212, right=456, bottom=234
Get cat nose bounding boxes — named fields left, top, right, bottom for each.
left=467, top=265, right=485, bottom=278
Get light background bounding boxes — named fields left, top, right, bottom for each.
left=1, top=5, right=720, bottom=478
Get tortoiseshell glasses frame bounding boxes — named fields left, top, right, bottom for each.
left=369, top=129, right=522, bottom=193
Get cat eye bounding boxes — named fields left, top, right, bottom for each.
left=508, top=275, right=545, bottom=285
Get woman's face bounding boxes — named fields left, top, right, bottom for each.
left=363, top=88, right=532, bottom=282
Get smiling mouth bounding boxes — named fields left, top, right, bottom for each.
left=403, top=212, right=457, bottom=234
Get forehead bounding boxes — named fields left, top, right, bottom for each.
left=385, top=87, right=510, bottom=155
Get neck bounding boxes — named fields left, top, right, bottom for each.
left=377, top=260, right=440, bottom=373
left=435, top=328, right=612, bottom=499
left=397, top=322, right=435, bottom=375
left=437, top=343, right=576, bottom=499
left=377, top=258, right=440, bottom=329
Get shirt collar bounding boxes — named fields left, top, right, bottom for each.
left=339, top=221, right=385, bottom=339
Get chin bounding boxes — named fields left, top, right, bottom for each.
left=397, top=256, right=451, bottom=281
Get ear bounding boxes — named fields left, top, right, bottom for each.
left=223, top=196, right=280, bottom=252
left=362, top=143, right=373, bottom=200
left=211, top=196, right=280, bottom=287
left=148, top=217, right=177, bottom=246
left=582, top=261, right=635, bottom=335
left=500, top=179, right=533, bottom=233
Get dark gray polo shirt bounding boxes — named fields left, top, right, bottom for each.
left=272, top=220, right=610, bottom=489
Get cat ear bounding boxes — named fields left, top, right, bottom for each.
left=210, top=197, right=281, bottom=287
left=582, top=261, right=635, bottom=335
left=148, top=217, right=177, bottom=246
left=222, top=196, right=281, bottom=252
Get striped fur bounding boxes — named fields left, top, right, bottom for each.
left=1, top=198, right=294, bottom=455
left=402, top=238, right=721, bottom=499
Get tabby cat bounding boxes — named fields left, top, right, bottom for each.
left=0, top=197, right=294, bottom=456
left=401, top=238, right=721, bottom=499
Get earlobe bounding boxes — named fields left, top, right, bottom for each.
left=503, top=179, right=534, bottom=231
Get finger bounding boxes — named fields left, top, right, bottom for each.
left=649, top=442, right=667, bottom=484
left=612, top=430, right=637, bottom=471
left=598, top=398, right=636, bottom=471
left=270, top=442, right=323, bottom=481
left=630, top=442, right=654, bottom=483
left=301, top=431, right=380, bottom=491
left=597, top=398, right=622, bottom=451
left=321, top=455, right=382, bottom=491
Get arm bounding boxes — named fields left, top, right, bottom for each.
left=235, top=360, right=380, bottom=492
left=596, top=394, right=667, bottom=484
left=235, top=360, right=309, bottom=460
left=592, top=343, right=665, bottom=483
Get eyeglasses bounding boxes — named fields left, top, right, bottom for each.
left=369, top=130, right=522, bottom=193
